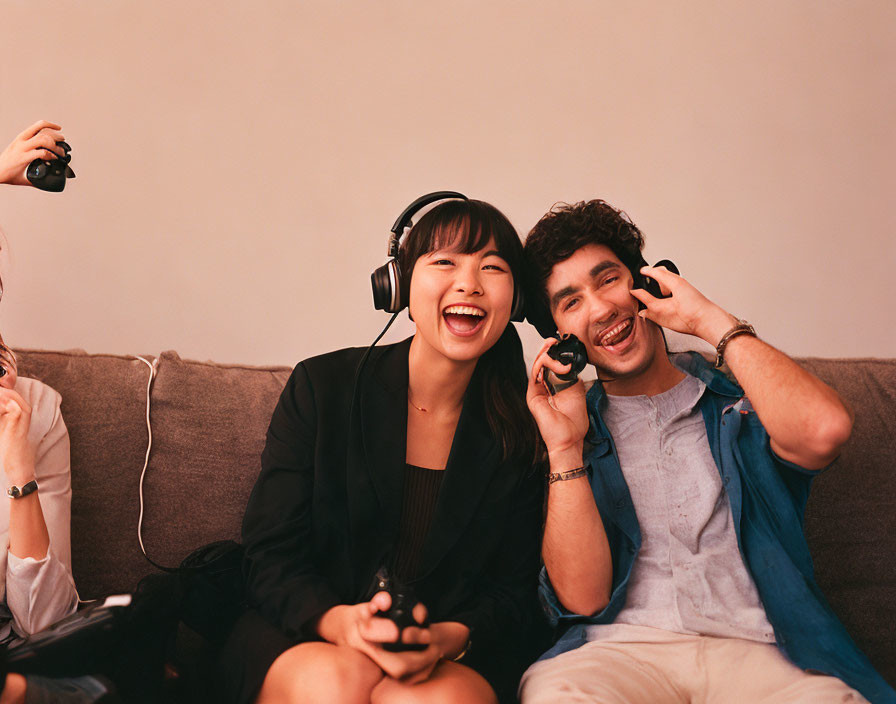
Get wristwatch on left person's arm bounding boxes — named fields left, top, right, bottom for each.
left=7, top=479, right=38, bottom=499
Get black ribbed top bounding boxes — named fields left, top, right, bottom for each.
left=390, top=464, right=445, bottom=582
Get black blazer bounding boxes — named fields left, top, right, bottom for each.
left=241, top=337, right=545, bottom=695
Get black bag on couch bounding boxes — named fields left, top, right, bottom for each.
left=177, top=539, right=246, bottom=644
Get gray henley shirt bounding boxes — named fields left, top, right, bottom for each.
left=586, top=372, right=775, bottom=643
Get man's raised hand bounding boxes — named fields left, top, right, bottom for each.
left=631, top=265, right=737, bottom=347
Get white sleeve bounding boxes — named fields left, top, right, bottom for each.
left=5, top=390, right=79, bottom=636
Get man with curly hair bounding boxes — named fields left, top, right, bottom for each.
left=519, top=200, right=893, bottom=703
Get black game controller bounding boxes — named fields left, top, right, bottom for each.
left=371, top=568, right=429, bottom=652
left=26, top=140, right=75, bottom=192
left=635, top=259, right=679, bottom=308
left=547, top=334, right=588, bottom=382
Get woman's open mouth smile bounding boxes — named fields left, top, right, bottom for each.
left=442, top=304, right=487, bottom=337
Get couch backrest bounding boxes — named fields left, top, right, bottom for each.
left=15, top=350, right=896, bottom=685
left=17, top=349, right=291, bottom=599
left=798, top=358, right=896, bottom=686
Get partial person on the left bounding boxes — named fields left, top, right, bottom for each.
left=0, top=121, right=117, bottom=704
left=0, top=121, right=69, bottom=186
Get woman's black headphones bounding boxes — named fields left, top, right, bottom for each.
left=370, top=191, right=525, bottom=322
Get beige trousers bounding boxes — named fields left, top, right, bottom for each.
left=519, top=628, right=867, bottom=704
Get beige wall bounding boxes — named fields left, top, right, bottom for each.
left=1, top=1, right=893, bottom=366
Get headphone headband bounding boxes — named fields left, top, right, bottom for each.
left=390, top=191, right=468, bottom=237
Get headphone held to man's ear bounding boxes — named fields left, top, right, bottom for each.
left=370, top=191, right=525, bottom=322
left=633, top=257, right=679, bottom=308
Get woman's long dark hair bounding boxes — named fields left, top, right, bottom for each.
left=399, top=199, right=538, bottom=464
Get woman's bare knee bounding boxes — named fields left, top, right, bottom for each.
left=0, top=674, right=26, bottom=704
left=371, top=660, right=497, bottom=704
left=256, top=642, right=383, bottom=704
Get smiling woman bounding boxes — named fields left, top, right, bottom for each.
left=222, top=198, right=546, bottom=704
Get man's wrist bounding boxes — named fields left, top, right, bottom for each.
left=714, top=319, right=757, bottom=368
left=695, top=307, right=739, bottom=348
left=547, top=446, right=584, bottom=473
left=549, top=466, right=589, bottom=484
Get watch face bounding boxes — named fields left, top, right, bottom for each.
left=7, top=481, right=36, bottom=499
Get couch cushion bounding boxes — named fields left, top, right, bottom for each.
left=17, top=349, right=158, bottom=600
left=138, top=351, right=291, bottom=568
left=799, top=358, right=896, bottom=686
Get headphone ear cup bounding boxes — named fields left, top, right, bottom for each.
left=371, top=259, right=406, bottom=313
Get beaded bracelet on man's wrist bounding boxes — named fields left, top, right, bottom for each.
left=548, top=466, right=588, bottom=485
left=714, top=319, right=756, bottom=368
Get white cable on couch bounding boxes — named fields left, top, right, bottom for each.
left=134, top=355, right=158, bottom=562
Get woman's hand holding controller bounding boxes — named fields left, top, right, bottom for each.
left=316, top=593, right=445, bottom=683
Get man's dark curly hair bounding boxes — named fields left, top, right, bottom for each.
left=523, top=199, right=646, bottom=336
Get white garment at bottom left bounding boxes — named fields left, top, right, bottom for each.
left=0, top=376, right=79, bottom=643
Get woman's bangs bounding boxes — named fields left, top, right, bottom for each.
left=400, top=199, right=522, bottom=280
left=428, top=210, right=493, bottom=256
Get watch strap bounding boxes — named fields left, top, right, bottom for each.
left=7, top=479, right=38, bottom=499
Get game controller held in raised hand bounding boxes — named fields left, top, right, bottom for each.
left=546, top=334, right=588, bottom=382
left=371, top=568, right=429, bottom=652
left=635, top=259, right=679, bottom=306
left=26, top=140, right=75, bottom=192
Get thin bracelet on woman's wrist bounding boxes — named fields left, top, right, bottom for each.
left=452, top=636, right=471, bottom=662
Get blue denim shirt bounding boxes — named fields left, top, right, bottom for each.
left=537, top=352, right=895, bottom=704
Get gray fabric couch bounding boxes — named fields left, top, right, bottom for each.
left=16, top=349, right=896, bottom=691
